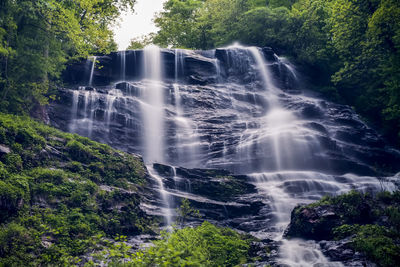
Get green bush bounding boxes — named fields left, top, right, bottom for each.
left=353, top=225, right=400, bottom=267
left=90, top=221, right=251, bottom=266
left=3, top=153, right=23, bottom=172
left=0, top=223, right=40, bottom=266
left=0, top=162, right=8, bottom=179
left=66, top=140, right=96, bottom=163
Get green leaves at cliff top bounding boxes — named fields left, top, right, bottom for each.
left=0, top=0, right=136, bottom=114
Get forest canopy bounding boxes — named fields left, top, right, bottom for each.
left=0, top=0, right=136, bottom=114
left=153, top=0, right=400, bottom=145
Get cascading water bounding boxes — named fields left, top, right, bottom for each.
left=172, top=49, right=200, bottom=167
left=120, top=50, right=126, bottom=81
left=55, top=44, right=400, bottom=265
left=147, top=165, right=173, bottom=226
left=142, top=45, right=165, bottom=164
left=88, top=56, right=96, bottom=86
left=238, top=46, right=341, bottom=265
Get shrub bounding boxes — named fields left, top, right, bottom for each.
left=133, top=221, right=250, bottom=266
left=66, top=140, right=95, bottom=163
left=353, top=225, right=400, bottom=267
left=91, top=221, right=251, bottom=266
left=3, top=153, right=23, bottom=172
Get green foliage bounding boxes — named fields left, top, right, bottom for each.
left=352, top=225, right=400, bottom=266
left=333, top=223, right=400, bottom=266
left=127, top=35, right=154, bottom=50
left=0, top=113, right=151, bottom=265
left=90, top=221, right=251, bottom=266
left=0, top=0, right=136, bottom=114
left=176, top=198, right=201, bottom=226
left=153, top=0, right=206, bottom=49
left=303, top=190, right=400, bottom=267
left=332, top=224, right=361, bottom=239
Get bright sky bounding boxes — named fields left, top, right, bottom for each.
left=113, top=0, right=167, bottom=50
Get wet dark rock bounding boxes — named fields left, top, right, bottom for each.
left=153, top=163, right=174, bottom=177
left=284, top=205, right=340, bottom=240
left=146, top=163, right=265, bottom=225
left=262, top=47, right=277, bottom=62
left=184, top=53, right=218, bottom=83
left=305, top=122, right=328, bottom=134
left=319, top=238, right=377, bottom=266
left=154, top=163, right=256, bottom=202
left=115, top=82, right=141, bottom=97
left=299, top=103, right=324, bottom=119
left=248, top=239, right=280, bottom=265
left=188, top=75, right=208, bottom=85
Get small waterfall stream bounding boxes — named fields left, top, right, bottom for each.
left=60, top=45, right=400, bottom=265
left=242, top=46, right=341, bottom=265
left=88, top=56, right=96, bottom=86
left=120, top=50, right=126, bottom=81
left=142, top=45, right=165, bottom=164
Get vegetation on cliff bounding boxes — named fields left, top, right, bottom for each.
left=153, top=0, right=400, bottom=146
left=0, top=113, right=151, bottom=265
left=0, top=113, right=263, bottom=266
left=285, top=190, right=400, bottom=266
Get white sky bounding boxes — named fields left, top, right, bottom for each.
left=113, top=0, right=167, bottom=50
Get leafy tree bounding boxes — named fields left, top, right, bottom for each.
left=176, top=198, right=200, bottom=226
left=127, top=35, right=153, bottom=49
left=153, top=0, right=205, bottom=49
left=0, top=0, right=136, bottom=114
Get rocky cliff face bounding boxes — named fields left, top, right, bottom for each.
left=51, top=47, right=399, bottom=175
left=49, top=45, right=400, bottom=266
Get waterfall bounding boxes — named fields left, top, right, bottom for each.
left=88, top=56, right=96, bottom=86
left=173, top=49, right=200, bottom=167
left=87, top=92, right=96, bottom=138
left=60, top=45, right=400, bottom=265
left=244, top=46, right=335, bottom=264
left=214, top=58, right=221, bottom=82
left=147, top=165, right=173, bottom=227
left=69, top=90, right=80, bottom=132
left=248, top=47, right=279, bottom=99
left=175, top=49, right=184, bottom=80
left=141, top=45, right=165, bottom=164
left=120, top=51, right=126, bottom=81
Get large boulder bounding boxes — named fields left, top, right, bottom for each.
left=284, top=191, right=375, bottom=240
left=284, top=204, right=340, bottom=240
